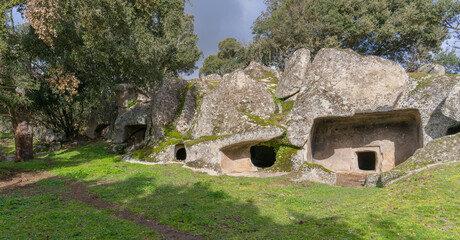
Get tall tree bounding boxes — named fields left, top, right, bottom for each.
left=251, top=0, right=459, bottom=70
left=1, top=0, right=202, bottom=161
left=0, top=1, right=35, bottom=161
left=199, top=37, right=246, bottom=76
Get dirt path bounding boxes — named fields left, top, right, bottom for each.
left=0, top=172, right=204, bottom=240
left=62, top=180, right=204, bottom=240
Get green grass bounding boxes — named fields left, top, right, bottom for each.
left=0, top=133, right=15, bottom=155
left=0, top=179, right=159, bottom=239
left=0, top=132, right=14, bottom=139
left=0, top=140, right=459, bottom=239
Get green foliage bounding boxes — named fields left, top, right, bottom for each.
left=1, top=0, right=202, bottom=140
left=0, top=132, right=14, bottom=139
left=131, top=138, right=182, bottom=162
left=281, top=101, right=294, bottom=115
left=163, top=125, right=185, bottom=140
left=434, top=49, right=460, bottom=74
left=44, top=0, right=202, bottom=85
left=125, top=99, right=139, bottom=109
left=199, top=38, right=247, bottom=76
left=251, top=0, right=459, bottom=70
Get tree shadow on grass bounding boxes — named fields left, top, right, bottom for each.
left=80, top=175, right=366, bottom=239
left=0, top=142, right=115, bottom=182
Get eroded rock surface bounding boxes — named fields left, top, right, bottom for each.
left=84, top=103, right=117, bottom=139
left=287, top=48, right=409, bottom=147
left=397, top=74, right=459, bottom=143
left=192, top=70, right=277, bottom=138
left=416, top=64, right=445, bottom=76
left=365, top=133, right=460, bottom=187
left=442, top=82, right=460, bottom=122
left=148, top=78, right=189, bottom=143
left=275, top=48, right=311, bottom=99
left=176, top=79, right=211, bottom=134
left=244, top=61, right=280, bottom=92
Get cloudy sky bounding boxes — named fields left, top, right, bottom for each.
left=184, top=0, right=267, bottom=79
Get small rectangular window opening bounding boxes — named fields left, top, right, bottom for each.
left=357, top=151, right=376, bottom=171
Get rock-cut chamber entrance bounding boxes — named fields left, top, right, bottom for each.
left=175, top=144, right=186, bottom=161
left=124, top=125, right=147, bottom=145
left=310, top=110, right=422, bottom=173
left=220, top=143, right=277, bottom=174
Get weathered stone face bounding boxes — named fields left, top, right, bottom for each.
left=111, top=104, right=151, bottom=144
left=243, top=61, right=280, bottom=92
left=176, top=79, right=211, bottom=134
left=365, top=133, right=460, bottom=187
left=275, top=48, right=311, bottom=99
left=397, top=74, right=460, bottom=143
left=416, top=64, right=445, bottom=76
left=84, top=103, right=117, bottom=139
left=149, top=78, right=189, bottom=143
left=192, top=70, right=277, bottom=138
left=287, top=48, right=409, bottom=147
left=186, top=128, right=285, bottom=175
left=43, top=129, right=66, bottom=143
left=115, top=84, right=137, bottom=115
left=201, top=74, right=223, bottom=88
left=309, top=110, right=422, bottom=173
left=442, top=82, right=460, bottom=122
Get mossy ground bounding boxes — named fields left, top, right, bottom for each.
left=1, top=136, right=459, bottom=239
left=0, top=133, right=15, bottom=156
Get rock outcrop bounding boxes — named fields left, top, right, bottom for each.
left=442, top=82, right=460, bottom=122
left=397, top=74, right=459, bottom=143
left=244, top=61, right=280, bottom=92
left=416, top=64, right=446, bottom=76
left=287, top=48, right=409, bottom=147
left=84, top=103, right=117, bottom=139
left=103, top=47, right=459, bottom=187
left=365, top=133, right=460, bottom=187
left=175, top=79, right=211, bottom=134
left=42, top=129, right=66, bottom=143
left=149, top=78, right=189, bottom=143
left=275, top=48, right=311, bottom=99
left=192, top=70, right=277, bottom=138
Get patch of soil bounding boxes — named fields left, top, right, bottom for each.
left=0, top=170, right=52, bottom=195
left=62, top=180, right=204, bottom=240
left=336, top=172, right=367, bottom=187
left=0, top=170, right=203, bottom=240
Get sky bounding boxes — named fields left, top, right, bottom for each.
left=184, top=0, right=267, bottom=79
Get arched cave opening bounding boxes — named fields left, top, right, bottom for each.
left=447, top=123, right=460, bottom=136
left=95, top=124, right=109, bottom=138
left=357, top=151, right=376, bottom=171
left=124, top=125, right=147, bottom=145
left=175, top=144, right=187, bottom=161
left=250, top=146, right=276, bottom=168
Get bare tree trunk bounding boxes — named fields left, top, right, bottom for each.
left=14, top=121, right=34, bottom=162
left=10, top=109, right=34, bottom=162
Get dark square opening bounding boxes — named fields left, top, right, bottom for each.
left=357, top=151, right=376, bottom=171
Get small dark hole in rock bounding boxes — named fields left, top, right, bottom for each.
left=250, top=146, right=276, bottom=168
left=357, top=151, right=376, bottom=170
left=447, top=123, right=460, bottom=135
left=176, top=148, right=186, bottom=161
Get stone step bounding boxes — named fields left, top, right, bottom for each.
left=336, top=172, right=368, bottom=187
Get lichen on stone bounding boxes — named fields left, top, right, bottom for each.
left=185, top=134, right=231, bottom=146
left=254, top=135, right=301, bottom=172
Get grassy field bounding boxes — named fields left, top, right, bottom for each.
left=0, top=139, right=459, bottom=239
